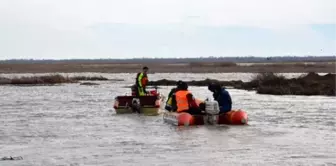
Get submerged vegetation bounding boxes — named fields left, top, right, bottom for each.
left=0, top=75, right=110, bottom=85
left=80, top=82, right=100, bottom=86
left=1, top=75, right=77, bottom=85
left=242, top=72, right=335, bottom=96
left=71, top=76, right=109, bottom=81
left=148, top=72, right=336, bottom=96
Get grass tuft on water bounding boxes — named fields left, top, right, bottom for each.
left=71, top=76, right=109, bottom=81
left=8, top=74, right=77, bottom=85
left=0, top=74, right=109, bottom=85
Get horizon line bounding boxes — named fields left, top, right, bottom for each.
left=1, top=55, right=336, bottom=61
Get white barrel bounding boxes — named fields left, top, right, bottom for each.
left=205, top=101, right=220, bottom=115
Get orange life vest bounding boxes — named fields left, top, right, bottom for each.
left=175, top=90, right=191, bottom=112
left=141, top=77, right=148, bottom=87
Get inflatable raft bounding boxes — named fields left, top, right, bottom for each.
left=163, top=101, right=248, bottom=126
left=113, top=89, right=163, bottom=116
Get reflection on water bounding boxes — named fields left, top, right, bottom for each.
left=0, top=73, right=335, bottom=166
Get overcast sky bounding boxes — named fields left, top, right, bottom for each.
left=0, top=0, right=335, bottom=59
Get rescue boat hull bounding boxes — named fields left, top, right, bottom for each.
left=114, top=107, right=161, bottom=116
left=114, top=95, right=162, bottom=116
left=163, top=110, right=248, bottom=126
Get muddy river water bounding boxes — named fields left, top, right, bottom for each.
left=0, top=73, right=335, bottom=166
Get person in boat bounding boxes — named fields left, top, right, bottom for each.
left=170, top=81, right=204, bottom=115
left=208, top=82, right=232, bottom=114
left=135, top=66, right=149, bottom=96
left=168, top=80, right=183, bottom=99
left=165, top=80, right=183, bottom=111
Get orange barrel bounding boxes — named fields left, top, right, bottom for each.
left=230, top=110, right=248, bottom=125
left=163, top=112, right=195, bottom=126
left=218, top=110, right=248, bottom=125
left=177, top=112, right=195, bottom=126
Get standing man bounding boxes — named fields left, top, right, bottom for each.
left=135, top=66, right=149, bottom=96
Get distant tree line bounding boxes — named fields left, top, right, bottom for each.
left=0, top=56, right=335, bottom=64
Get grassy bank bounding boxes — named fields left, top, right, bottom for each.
left=148, top=72, right=336, bottom=96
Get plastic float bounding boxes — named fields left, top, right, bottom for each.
left=163, top=101, right=248, bottom=126
left=113, top=86, right=163, bottom=116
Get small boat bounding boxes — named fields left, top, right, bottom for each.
left=163, top=101, right=248, bottom=126
left=113, top=87, right=164, bottom=116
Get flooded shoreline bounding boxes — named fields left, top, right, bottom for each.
left=0, top=72, right=328, bottom=83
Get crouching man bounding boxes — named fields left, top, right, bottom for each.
left=207, top=83, right=232, bottom=114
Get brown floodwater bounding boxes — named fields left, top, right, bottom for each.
left=0, top=73, right=335, bottom=166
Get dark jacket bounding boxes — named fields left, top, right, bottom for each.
left=167, top=88, right=177, bottom=102
left=213, top=88, right=232, bottom=113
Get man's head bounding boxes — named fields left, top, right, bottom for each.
left=208, top=82, right=221, bottom=92
left=176, top=80, right=183, bottom=87
left=177, top=81, right=188, bottom=90
left=142, top=66, right=149, bottom=74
